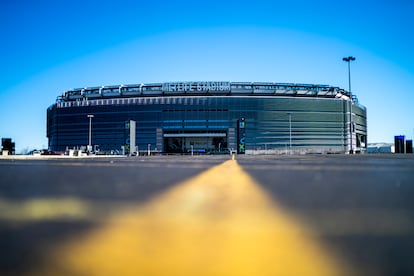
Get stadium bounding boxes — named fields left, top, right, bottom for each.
left=47, top=81, right=367, bottom=155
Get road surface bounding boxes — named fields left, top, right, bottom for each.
left=0, top=154, right=413, bottom=275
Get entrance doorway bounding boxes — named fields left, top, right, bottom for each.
left=164, top=131, right=227, bottom=154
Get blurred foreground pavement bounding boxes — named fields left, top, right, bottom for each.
left=0, top=154, right=413, bottom=276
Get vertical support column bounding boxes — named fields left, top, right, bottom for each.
left=343, top=100, right=348, bottom=153
left=156, top=128, right=163, bottom=153
left=237, top=117, right=246, bottom=154
left=124, top=120, right=136, bottom=155
left=87, top=114, right=94, bottom=152
left=228, top=128, right=236, bottom=153
left=130, top=120, right=136, bottom=154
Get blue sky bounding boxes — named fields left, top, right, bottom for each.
left=1, top=0, right=413, bottom=152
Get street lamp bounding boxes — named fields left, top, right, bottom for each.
left=343, top=56, right=356, bottom=154
left=287, top=112, right=292, bottom=155
left=87, top=114, right=94, bottom=151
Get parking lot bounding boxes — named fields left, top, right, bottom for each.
left=1, top=154, right=413, bottom=275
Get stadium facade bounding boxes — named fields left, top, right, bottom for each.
left=47, top=81, right=367, bottom=154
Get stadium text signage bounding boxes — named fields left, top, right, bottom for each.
left=162, top=82, right=231, bottom=93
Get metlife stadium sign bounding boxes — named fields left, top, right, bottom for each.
left=162, top=81, right=231, bottom=93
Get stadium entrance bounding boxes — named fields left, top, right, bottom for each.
left=163, top=131, right=227, bottom=154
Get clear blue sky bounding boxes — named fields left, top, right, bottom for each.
left=1, top=0, right=413, bottom=152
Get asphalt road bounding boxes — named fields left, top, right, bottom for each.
left=0, top=154, right=413, bottom=275
left=238, top=154, right=414, bottom=276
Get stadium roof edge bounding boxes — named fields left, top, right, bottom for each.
left=57, top=81, right=354, bottom=103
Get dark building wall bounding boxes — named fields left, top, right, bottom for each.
left=1, top=138, right=15, bottom=155
left=47, top=96, right=367, bottom=154
left=406, top=140, right=413, bottom=154
left=395, top=135, right=405, bottom=154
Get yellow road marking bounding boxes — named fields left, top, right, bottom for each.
left=0, top=198, right=91, bottom=221
left=39, top=160, right=352, bottom=276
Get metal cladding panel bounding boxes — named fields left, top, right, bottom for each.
left=48, top=95, right=366, bottom=154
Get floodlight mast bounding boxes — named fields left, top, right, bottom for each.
left=343, top=56, right=356, bottom=154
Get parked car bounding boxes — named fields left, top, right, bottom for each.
left=31, top=150, right=42, bottom=156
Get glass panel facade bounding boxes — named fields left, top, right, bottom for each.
left=47, top=94, right=367, bottom=154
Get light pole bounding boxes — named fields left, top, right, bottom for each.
left=87, top=114, right=94, bottom=151
left=288, top=112, right=292, bottom=155
left=343, top=56, right=356, bottom=154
